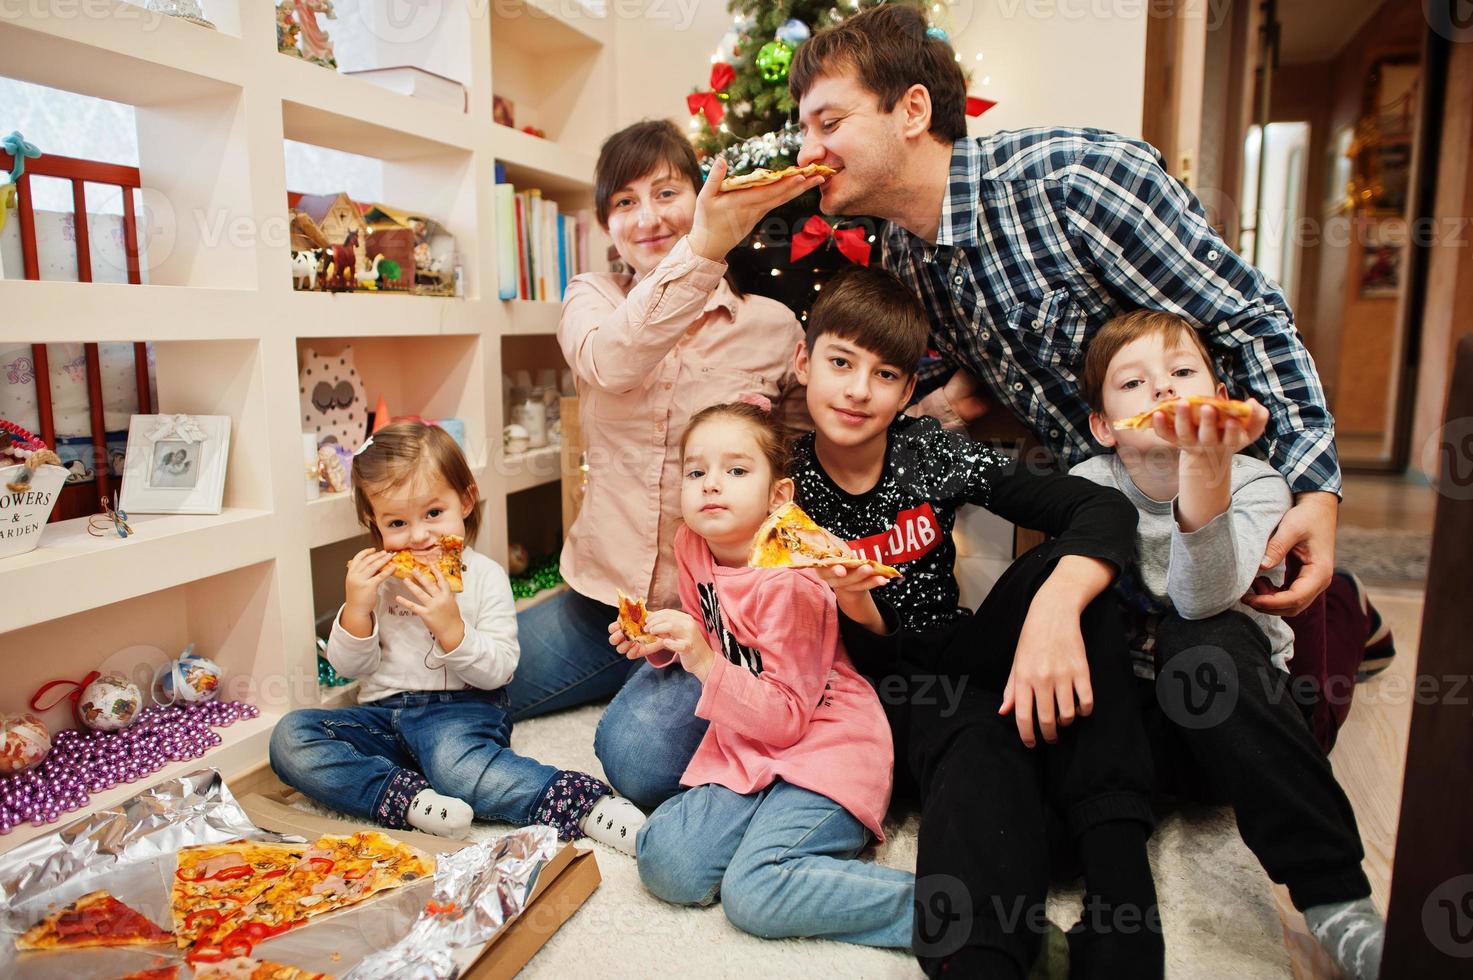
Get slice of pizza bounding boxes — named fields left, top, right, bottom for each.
left=190, top=956, right=333, bottom=980
left=171, top=840, right=306, bottom=948
left=199, top=832, right=434, bottom=951
left=720, top=163, right=836, bottom=192
left=616, top=590, right=659, bottom=645
left=385, top=534, right=466, bottom=593
left=1111, top=394, right=1256, bottom=431
left=748, top=502, right=903, bottom=579
left=15, top=890, right=173, bottom=951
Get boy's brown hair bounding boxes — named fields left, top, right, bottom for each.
left=593, top=119, right=703, bottom=229
left=1081, top=310, right=1219, bottom=412
left=682, top=401, right=793, bottom=480
left=351, top=421, right=480, bottom=549
left=805, top=265, right=930, bottom=376
left=789, top=4, right=968, bottom=145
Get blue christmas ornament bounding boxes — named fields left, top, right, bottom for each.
left=153, top=644, right=224, bottom=706
left=926, top=26, right=949, bottom=41
left=776, top=19, right=811, bottom=46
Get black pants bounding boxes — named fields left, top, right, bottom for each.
left=1141, top=609, right=1371, bottom=910
left=860, top=543, right=1160, bottom=979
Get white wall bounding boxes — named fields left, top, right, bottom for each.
left=613, top=0, right=1147, bottom=139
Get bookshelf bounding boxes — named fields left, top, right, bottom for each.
left=0, top=0, right=613, bottom=851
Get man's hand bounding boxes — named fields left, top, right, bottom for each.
left=1242, top=490, right=1338, bottom=617
left=395, top=565, right=465, bottom=652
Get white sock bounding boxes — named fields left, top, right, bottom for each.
left=577, top=795, right=646, bottom=856
left=406, top=788, right=474, bottom=837
left=1304, top=897, right=1384, bottom=980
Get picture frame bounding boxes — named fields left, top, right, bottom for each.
left=1358, top=217, right=1404, bottom=299
left=120, top=414, right=231, bottom=515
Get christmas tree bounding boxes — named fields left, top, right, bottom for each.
left=684, top=0, right=989, bottom=321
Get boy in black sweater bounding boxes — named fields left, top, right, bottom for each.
left=790, top=267, right=1160, bottom=979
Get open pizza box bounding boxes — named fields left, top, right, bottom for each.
left=239, top=788, right=601, bottom=978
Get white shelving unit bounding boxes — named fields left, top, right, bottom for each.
left=0, top=0, right=612, bottom=852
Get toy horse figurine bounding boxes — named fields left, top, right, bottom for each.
left=294, top=0, right=337, bottom=68
left=326, top=230, right=358, bottom=292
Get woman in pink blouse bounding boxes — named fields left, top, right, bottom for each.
left=508, top=120, right=821, bottom=808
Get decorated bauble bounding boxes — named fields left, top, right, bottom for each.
left=153, top=646, right=223, bottom=706
left=78, top=672, right=142, bottom=732
left=756, top=40, right=794, bottom=82
left=776, top=19, right=810, bottom=46
left=0, top=713, right=50, bottom=774
left=717, top=29, right=742, bottom=64
left=507, top=542, right=530, bottom=576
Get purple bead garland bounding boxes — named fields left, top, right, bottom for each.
left=0, top=700, right=258, bottom=835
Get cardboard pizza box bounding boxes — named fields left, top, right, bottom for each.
left=240, top=789, right=600, bottom=979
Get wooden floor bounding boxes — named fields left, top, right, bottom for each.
left=1276, top=471, right=1435, bottom=976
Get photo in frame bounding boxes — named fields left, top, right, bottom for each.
left=120, top=414, right=231, bottom=514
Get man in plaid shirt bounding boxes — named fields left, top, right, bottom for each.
left=786, top=9, right=1340, bottom=624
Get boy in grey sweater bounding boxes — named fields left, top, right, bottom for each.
left=1073, top=310, right=1383, bottom=979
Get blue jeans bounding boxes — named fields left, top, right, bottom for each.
left=269, top=689, right=559, bottom=829
left=637, top=780, right=915, bottom=948
left=511, top=588, right=708, bottom=810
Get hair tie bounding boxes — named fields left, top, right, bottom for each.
left=353, top=436, right=375, bottom=457
left=736, top=392, right=773, bottom=414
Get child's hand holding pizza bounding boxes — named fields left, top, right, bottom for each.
left=343, top=548, right=395, bottom=635
left=644, top=609, right=716, bottom=682
left=608, top=619, right=665, bottom=660
left=396, top=565, right=466, bottom=652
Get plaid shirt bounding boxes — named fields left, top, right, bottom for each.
left=882, top=128, right=1341, bottom=496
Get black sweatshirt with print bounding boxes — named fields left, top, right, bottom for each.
left=790, top=414, right=1138, bottom=632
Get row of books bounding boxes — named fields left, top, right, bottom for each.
left=494, top=172, right=592, bottom=303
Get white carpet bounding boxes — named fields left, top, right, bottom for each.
left=293, top=704, right=1294, bottom=978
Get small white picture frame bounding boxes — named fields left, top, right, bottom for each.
left=120, top=414, right=231, bottom=515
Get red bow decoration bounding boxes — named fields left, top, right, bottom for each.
left=966, top=96, right=998, bottom=117
left=790, top=215, right=872, bottom=266
left=31, top=671, right=102, bottom=727
left=687, top=63, right=736, bottom=127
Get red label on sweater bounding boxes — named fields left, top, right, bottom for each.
left=847, top=503, right=941, bottom=567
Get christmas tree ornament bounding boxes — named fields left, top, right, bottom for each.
left=776, top=19, right=811, bottom=46
left=78, top=673, right=143, bottom=731
left=31, top=671, right=142, bottom=733
left=0, top=713, right=50, bottom=775
left=153, top=645, right=223, bottom=706
left=966, top=96, right=999, bottom=117
left=790, top=215, right=873, bottom=267
left=717, top=29, right=743, bottom=63
left=688, top=63, right=735, bottom=127
left=756, top=40, right=794, bottom=82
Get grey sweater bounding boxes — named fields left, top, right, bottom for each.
left=1071, top=453, right=1295, bottom=672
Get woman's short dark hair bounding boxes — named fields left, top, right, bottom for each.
left=594, top=119, right=704, bottom=229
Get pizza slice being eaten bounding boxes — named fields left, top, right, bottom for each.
left=616, top=590, right=659, bottom=646
left=748, top=502, right=903, bottom=579
left=355, top=534, right=466, bottom=593
left=16, top=890, right=173, bottom=951
left=1111, top=394, right=1255, bottom=431
left=720, top=163, right=835, bottom=192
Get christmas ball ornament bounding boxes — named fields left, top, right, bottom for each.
left=508, top=542, right=530, bottom=576
left=0, top=713, right=50, bottom=775
left=717, top=29, right=742, bottom=63
left=756, top=40, right=794, bottom=82
left=78, top=673, right=142, bottom=732
left=776, top=19, right=810, bottom=46
left=926, top=26, right=949, bottom=41
left=153, top=645, right=223, bottom=706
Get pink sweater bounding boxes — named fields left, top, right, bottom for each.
left=647, top=525, right=894, bottom=840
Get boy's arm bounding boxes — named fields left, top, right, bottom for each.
left=427, top=564, right=520, bottom=690
left=985, top=466, right=1140, bottom=577
left=1167, top=467, right=1293, bottom=619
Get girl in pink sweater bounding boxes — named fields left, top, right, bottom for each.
left=609, top=400, right=913, bottom=947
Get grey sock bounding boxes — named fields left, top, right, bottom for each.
left=1303, top=897, right=1384, bottom=980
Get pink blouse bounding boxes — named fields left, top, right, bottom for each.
left=557, top=236, right=808, bottom=611
left=646, top=525, right=895, bottom=841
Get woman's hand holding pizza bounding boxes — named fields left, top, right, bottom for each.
left=687, top=157, right=824, bottom=263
